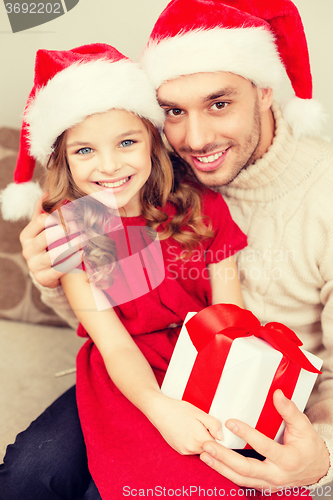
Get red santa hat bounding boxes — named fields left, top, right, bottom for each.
left=1, top=43, right=165, bottom=221
left=141, top=0, right=325, bottom=139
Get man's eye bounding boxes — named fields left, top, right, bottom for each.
left=211, top=102, right=228, bottom=111
left=167, top=109, right=184, bottom=117
left=119, top=140, right=135, bottom=148
left=77, top=147, right=93, bottom=155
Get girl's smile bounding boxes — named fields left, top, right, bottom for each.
left=96, top=176, right=131, bottom=189
left=66, top=109, right=152, bottom=217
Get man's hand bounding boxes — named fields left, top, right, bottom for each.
left=200, top=390, right=330, bottom=491
left=20, top=195, right=82, bottom=288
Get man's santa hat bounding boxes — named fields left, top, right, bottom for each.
left=141, top=0, right=325, bottom=139
left=1, top=43, right=165, bottom=221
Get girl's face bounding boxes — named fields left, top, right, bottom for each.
left=66, top=109, right=152, bottom=217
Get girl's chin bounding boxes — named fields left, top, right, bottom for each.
left=85, top=189, right=119, bottom=210
left=85, top=190, right=141, bottom=216
left=79, top=178, right=141, bottom=215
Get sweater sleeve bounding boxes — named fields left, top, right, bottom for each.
left=304, top=196, right=333, bottom=487
left=306, top=295, right=333, bottom=484
left=30, top=272, right=79, bottom=330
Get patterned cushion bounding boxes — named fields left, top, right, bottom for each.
left=0, top=128, right=68, bottom=326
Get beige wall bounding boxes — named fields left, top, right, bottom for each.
left=0, top=0, right=332, bottom=137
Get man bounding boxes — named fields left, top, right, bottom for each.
left=140, top=0, right=332, bottom=490
left=2, top=0, right=332, bottom=496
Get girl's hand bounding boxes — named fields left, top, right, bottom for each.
left=149, top=394, right=223, bottom=455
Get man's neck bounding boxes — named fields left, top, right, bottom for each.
left=255, top=106, right=276, bottom=162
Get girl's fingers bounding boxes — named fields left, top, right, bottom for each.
left=199, top=412, right=223, bottom=441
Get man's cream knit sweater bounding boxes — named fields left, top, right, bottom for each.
left=35, top=103, right=333, bottom=487
left=219, top=103, right=333, bottom=486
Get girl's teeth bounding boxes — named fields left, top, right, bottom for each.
left=99, top=177, right=129, bottom=188
left=197, top=151, right=224, bottom=163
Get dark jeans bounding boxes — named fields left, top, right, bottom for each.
left=0, top=386, right=101, bottom=500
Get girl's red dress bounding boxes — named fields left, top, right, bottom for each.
left=75, top=187, right=310, bottom=499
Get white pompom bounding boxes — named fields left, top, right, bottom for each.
left=0, top=182, right=43, bottom=221
left=282, top=97, right=327, bottom=139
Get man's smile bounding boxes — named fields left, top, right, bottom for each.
left=195, top=151, right=224, bottom=163
left=191, top=148, right=230, bottom=171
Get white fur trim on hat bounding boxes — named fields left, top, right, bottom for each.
left=25, top=59, right=165, bottom=165
left=282, top=97, right=326, bottom=139
left=0, top=181, right=43, bottom=221
left=141, top=27, right=285, bottom=90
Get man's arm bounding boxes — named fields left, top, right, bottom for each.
left=208, top=255, right=244, bottom=308
left=29, top=271, right=79, bottom=329
left=200, top=214, right=333, bottom=490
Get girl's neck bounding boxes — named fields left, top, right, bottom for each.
left=118, top=206, right=142, bottom=218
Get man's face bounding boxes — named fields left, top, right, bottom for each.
left=158, top=72, right=270, bottom=187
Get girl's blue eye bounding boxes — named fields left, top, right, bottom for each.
left=119, top=140, right=134, bottom=148
left=77, top=147, right=93, bottom=155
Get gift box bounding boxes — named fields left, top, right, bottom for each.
left=161, top=304, right=323, bottom=449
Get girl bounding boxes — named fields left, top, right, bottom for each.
left=2, top=44, right=305, bottom=500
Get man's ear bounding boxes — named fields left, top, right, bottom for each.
left=258, top=87, right=274, bottom=112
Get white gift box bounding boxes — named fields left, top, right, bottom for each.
left=161, top=312, right=323, bottom=449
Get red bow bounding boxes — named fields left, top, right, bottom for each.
left=181, top=304, right=321, bottom=447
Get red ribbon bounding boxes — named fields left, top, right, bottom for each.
left=181, top=304, right=321, bottom=447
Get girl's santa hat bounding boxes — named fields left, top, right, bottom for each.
left=141, top=0, right=325, bottom=140
left=1, top=43, right=165, bottom=221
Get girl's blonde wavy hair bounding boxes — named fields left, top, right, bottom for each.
left=42, top=116, right=213, bottom=288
